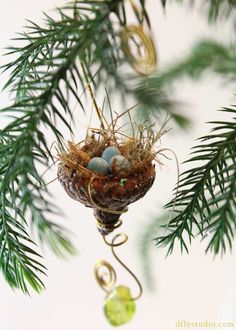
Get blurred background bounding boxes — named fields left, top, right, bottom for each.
left=0, top=1, right=236, bottom=329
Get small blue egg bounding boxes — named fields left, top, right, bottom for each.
left=109, top=155, right=130, bottom=173
left=87, top=157, right=109, bottom=175
left=102, top=146, right=120, bottom=163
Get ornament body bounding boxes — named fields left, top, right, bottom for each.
left=58, top=162, right=155, bottom=234
left=58, top=139, right=156, bottom=235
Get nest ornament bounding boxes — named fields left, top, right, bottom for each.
left=57, top=116, right=164, bottom=326
left=58, top=129, right=156, bottom=236
left=56, top=1, right=160, bottom=325
left=58, top=2, right=158, bottom=237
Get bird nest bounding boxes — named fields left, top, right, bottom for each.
left=57, top=122, right=163, bottom=235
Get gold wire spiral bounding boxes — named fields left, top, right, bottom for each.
left=121, top=25, right=157, bottom=76
left=94, top=260, right=117, bottom=293
left=96, top=218, right=123, bottom=234
left=94, top=233, right=143, bottom=301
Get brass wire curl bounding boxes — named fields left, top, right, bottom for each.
left=96, top=218, right=123, bottom=234
left=121, top=25, right=157, bottom=76
left=88, top=171, right=142, bottom=300
left=94, top=260, right=117, bottom=293
left=94, top=233, right=143, bottom=301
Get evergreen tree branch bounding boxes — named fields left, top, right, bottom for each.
left=1, top=0, right=177, bottom=292
left=155, top=108, right=236, bottom=255
left=2, top=1, right=187, bottom=128
left=134, top=39, right=236, bottom=123
left=0, top=134, right=47, bottom=293
left=0, top=1, right=122, bottom=291
left=2, top=1, right=123, bottom=101
left=160, top=0, right=236, bottom=20
left=207, top=0, right=236, bottom=20
left=1, top=0, right=236, bottom=292
left=137, top=38, right=236, bottom=257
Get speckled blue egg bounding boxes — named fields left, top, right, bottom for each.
left=87, top=157, right=109, bottom=175
left=109, top=155, right=130, bottom=173
left=102, top=146, right=120, bottom=163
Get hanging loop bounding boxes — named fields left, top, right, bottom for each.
left=94, top=260, right=117, bottom=293
left=121, top=25, right=157, bottom=75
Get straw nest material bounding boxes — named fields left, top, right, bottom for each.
left=57, top=125, right=159, bottom=235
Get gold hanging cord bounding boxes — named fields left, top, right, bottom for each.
left=129, top=0, right=146, bottom=25
left=80, top=61, right=106, bottom=130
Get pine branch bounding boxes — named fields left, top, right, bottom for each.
left=155, top=108, right=236, bottom=255
left=0, top=134, right=47, bottom=293
left=136, top=39, right=236, bottom=93
left=3, top=2, right=123, bottom=100
left=134, top=39, right=236, bottom=123
left=1, top=0, right=179, bottom=292
left=207, top=0, right=236, bottom=20
left=0, top=2, right=121, bottom=292
left=160, top=0, right=236, bottom=20
left=2, top=0, right=235, bottom=292
left=2, top=1, right=186, bottom=127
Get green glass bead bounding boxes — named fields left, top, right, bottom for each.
left=104, top=286, right=136, bottom=326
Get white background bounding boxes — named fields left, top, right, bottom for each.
left=0, top=1, right=236, bottom=329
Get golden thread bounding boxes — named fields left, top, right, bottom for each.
left=103, top=232, right=128, bottom=247
left=129, top=0, right=144, bottom=24
left=94, top=260, right=117, bottom=293
left=88, top=176, right=128, bottom=215
left=80, top=61, right=106, bottom=130
left=121, top=25, right=157, bottom=75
